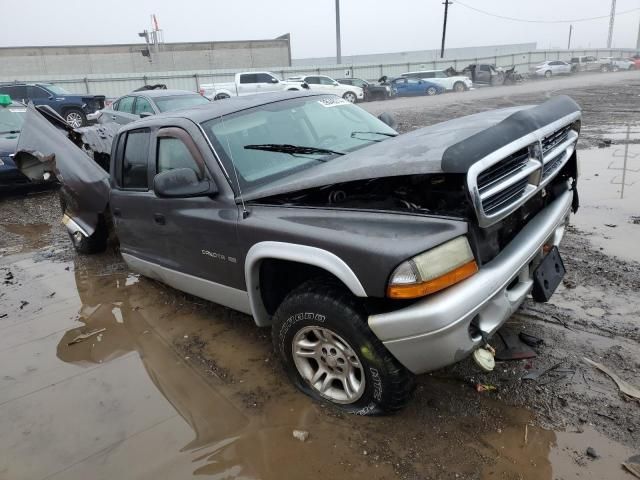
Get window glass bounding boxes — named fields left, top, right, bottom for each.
left=154, top=94, right=209, bottom=112
left=157, top=137, right=201, bottom=177
left=28, top=86, right=50, bottom=99
left=393, top=78, right=407, bottom=84
left=319, top=77, right=335, bottom=85
left=353, top=79, right=366, bottom=88
left=240, top=74, right=258, bottom=84
left=434, top=71, right=447, bottom=78
left=586, top=56, right=596, bottom=62
left=201, top=96, right=397, bottom=192
left=0, top=86, right=27, bottom=99
left=480, top=65, right=490, bottom=72
left=44, top=84, right=71, bottom=95
left=0, top=105, right=26, bottom=133
left=117, top=96, right=135, bottom=113
left=121, top=130, right=150, bottom=189
left=256, top=73, right=277, bottom=83
left=305, top=77, right=320, bottom=84
left=133, top=97, right=154, bottom=115
left=570, top=57, right=579, bottom=63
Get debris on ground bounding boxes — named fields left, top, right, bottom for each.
left=494, top=330, right=537, bottom=361
left=519, top=332, right=544, bottom=347
left=473, top=347, right=496, bottom=371
left=19, top=300, right=28, bottom=309
left=475, top=383, right=497, bottom=393
left=623, top=455, right=640, bottom=479
left=67, top=328, right=107, bottom=346
left=522, top=362, right=562, bottom=381
left=583, top=357, right=640, bottom=400
left=586, top=447, right=598, bottom=459
left=292, top=430, right=310, bottom=442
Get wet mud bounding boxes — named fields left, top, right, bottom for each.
left=1, top=75, right=639, bottom=479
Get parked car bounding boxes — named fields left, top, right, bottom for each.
left=16, top=91, right=581, bottom=414
left=570, top=56, right=603, bottom=72
left=530, top=60, right=572, bottom=78
left=461, top=64, right=506, bottom=86
left=0, top=83, right=105, bottom=128
left=336, top=78, right=393, bottom=101
left=0, top=95, right=45, bottom=190
left=631, top=55, right=640, bottom=69
left=599, top=57, right=635, bottom=72
left=200, top=72, right=305, bottom=101
left=401, top=70, right=471, bottom=92
left=100, top=89, right=210, bottom=125
left=389, top=77, right=445, bottom=96
left=287, top=75, right=364, bottom=103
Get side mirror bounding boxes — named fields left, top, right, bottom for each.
left=271, top=77, right=279, bottom=83
left=139, top=112, right=153, bottom=118
left=301, top=82, right=310, bottom=90
left=153, top=168, right=218, bottom=198
left=377, top=112, right=398, bottom=130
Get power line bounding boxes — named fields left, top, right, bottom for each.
left=455, top=0, right=640, bottom=24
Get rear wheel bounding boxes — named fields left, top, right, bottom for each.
left=64, top=108, right=86, bottom=128
left=272, top=280, right=414, bottom=415
left=214, top=93, right=230, bottom=100
left=343, top=92, right=357, bottom=103
left=453, top=81, right=465, bottom=92
left=426, top=86, right=438, bottom=96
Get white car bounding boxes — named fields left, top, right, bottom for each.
left=400, top=70, right=472, bottom=92
left=199, top=71, right=304, bottom=100
left=600, top=57, right=635, bottom=72
left=287, top=75, right=364, bottom=103
left=531, top=60, right=572, bottom=78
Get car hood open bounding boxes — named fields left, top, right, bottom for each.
left=14, top=105, right=110, bottom=236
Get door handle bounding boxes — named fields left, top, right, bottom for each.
left=111, top=115, right=117, bottom=120
left=153, top=213, right=166, bottom=225
left=112, top=208, right=121, bottom=217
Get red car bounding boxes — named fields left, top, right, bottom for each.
left=630, top=55, right=640, bottom=69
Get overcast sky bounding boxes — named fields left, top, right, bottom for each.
left=1, top=0, right=639, bottom=58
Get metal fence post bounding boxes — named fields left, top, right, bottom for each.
left=83, top=77, right=90, bottom=94
left=194, top=74, right=200, bottom=92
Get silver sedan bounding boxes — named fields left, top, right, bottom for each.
left=531, top=61, right=572, bottom=78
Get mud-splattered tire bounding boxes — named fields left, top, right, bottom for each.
left=272, top=280, right=414, bottom=415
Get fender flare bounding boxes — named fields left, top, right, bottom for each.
left=213, top=88, right=233, bottom=99
left=245, top=241, right=367, bottom=326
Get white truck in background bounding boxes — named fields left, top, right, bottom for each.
left=199, top=72, right=306, bottom=100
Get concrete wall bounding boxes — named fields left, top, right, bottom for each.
left=0, top=37, right=291, bottom=77
left=293, top=43, right=538, bottom=66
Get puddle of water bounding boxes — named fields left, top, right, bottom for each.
left=574, top=139, right=640, bottom=263
left=1, top=223, right=52, bottom=252
left=0, top=254, right=635, bottom=480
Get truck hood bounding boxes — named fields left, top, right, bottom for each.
left=14, top=105, right=110, bottom=236
left=243, top=105, right=527, bottom=202
left=244, top=95, right=580, bottom=202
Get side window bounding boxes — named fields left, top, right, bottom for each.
left=353, top=79, right=366, bottom=88
left=240, top=74, right=258, bottom=84
left=121, top=130, right=150, bottom=189
left=435, top=71, right=447, bottom=78
left=157, top=137, right=202, bottom=178
left=255, top=73, right=276, bottom=83
left=117, top=96, right=135, bottom=113
left=28, top=86, right=50, bottom=99
left=319, top=76, right=335, bottom=85
left=133, top=97, right=154, bottom=115
left=305, top=76, right=320, bottom=84
left=480, top=65, right=490, bottom=72
left=340, top=79, right=352, bottom=85
left=2, top=85, right=27, bottom=99
left=586, top=56, right=596, bottom=62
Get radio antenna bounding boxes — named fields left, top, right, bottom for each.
left=219, top=114, right=249, bottom=219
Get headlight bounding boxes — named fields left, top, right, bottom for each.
left=387, top=236, right=478, bottom=299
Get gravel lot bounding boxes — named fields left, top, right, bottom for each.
left=1, top=71, right=639, bottom=480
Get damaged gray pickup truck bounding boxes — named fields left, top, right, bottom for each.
left=16, top=91, right=581, bottom=414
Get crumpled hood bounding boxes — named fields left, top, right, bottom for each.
left=14, top=105, right=110, bottom=235
left=243, top=105, right=529, bottom=202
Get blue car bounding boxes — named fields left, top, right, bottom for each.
left=0, top=83, right=105, bottom=128
left=0, top=95, right=46, bottom=190
left=390, top=77, right=445, bottom=97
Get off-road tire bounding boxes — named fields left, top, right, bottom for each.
left=453, top=81, right=465, bottom=92
left=272, top=279, right=415, bottom=415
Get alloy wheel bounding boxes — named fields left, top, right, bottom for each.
left=66, top=111, right=83, bottom=128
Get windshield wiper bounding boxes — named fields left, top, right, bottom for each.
left=244, top=144, right=345, bottom=157
left=350, top=131, right=397, bottom=139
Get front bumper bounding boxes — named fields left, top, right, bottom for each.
left=368, top=188, right=573, bottom=374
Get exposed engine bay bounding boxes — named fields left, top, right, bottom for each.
left=253, top=174, right=470, bottom=218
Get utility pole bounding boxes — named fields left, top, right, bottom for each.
left=567, top=24, right=573, bottom=50
left=335, top=0, right=342, bottom=64
left=607, top=0, right=616, bottom=48
left=440, top=0, right=452, bottom=58
left=636, top=13, right=640, bottom=50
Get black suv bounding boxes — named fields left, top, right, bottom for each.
left=337, top=77, right=393, bottom=101
left=0, top=83, right=105, bottom=128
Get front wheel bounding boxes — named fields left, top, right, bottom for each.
left=342, top=92, right=357, bottom=103
left=64, top=108, right=87, bottom=128
left=426, top=86, right=438, bottom=96
left=272, top=281, right=414, bottom=415
left=453, top=81, right=465, bottom=92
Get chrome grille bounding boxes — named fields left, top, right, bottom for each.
left=468, top=114, right=580, bottom=228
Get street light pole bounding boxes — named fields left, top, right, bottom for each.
left=567, top=24, right=573, bottom=50
left=607, top=0, right=616, bottom=48
left=440, top=0, right=452, bottom=58
left=335, top=0, right=342, bottom=64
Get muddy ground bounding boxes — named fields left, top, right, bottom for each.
left=1, top=72, right=639, bottom=480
